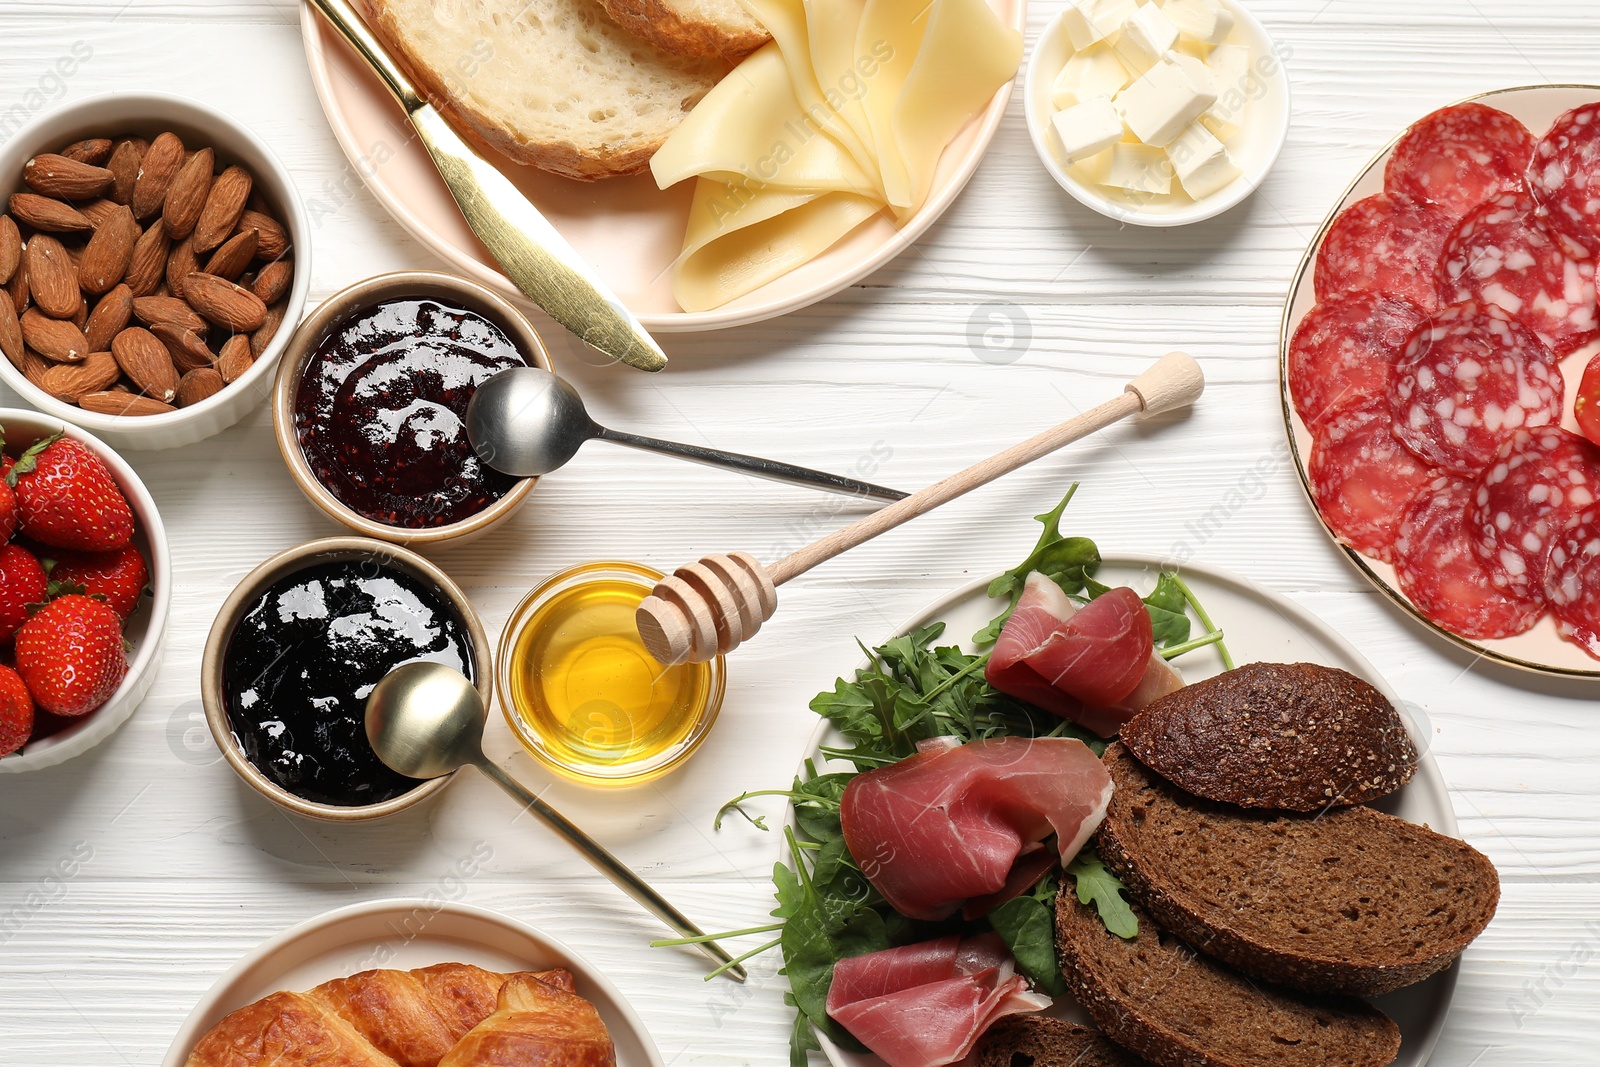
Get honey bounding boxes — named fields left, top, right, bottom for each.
left=499, top=562, right=723, bottom=785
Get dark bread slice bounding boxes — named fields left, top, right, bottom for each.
left=1097, top=743, right=1499, bottom=996
left=1119, top=662, right=1417, bottom=811
left=1056, top=875, right=1400, bottom=1067
left=972, top=1016, right=1152, bottom=1067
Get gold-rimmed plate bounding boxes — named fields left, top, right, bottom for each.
left=1279, top=83, right=1600, bottom=679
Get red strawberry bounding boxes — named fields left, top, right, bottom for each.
left=47, top=545, right=149, bottom=621
left=0, top=543, right=48, bottom=642
left=0, top=479, right=16, bottom=544
left=0, top=664, right=32, bottom=756
left=8, top=435, right=134, bottom=552
left=15, top=594, right=128, bottom=717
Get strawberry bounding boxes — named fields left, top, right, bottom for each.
left=47, top=545, right=149, bottom=621
left=15, top=594, right=128, bottom=717
left=8, top=434, right=134, bottom=552
left=0, top=664, right=32, bottom=756
left=0, top=479, right=16, bottom=544
left=0, top=542, right=48, bottom=643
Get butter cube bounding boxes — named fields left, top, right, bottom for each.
left=1114, top=4, right=1179, bottom=69
left=1052, top=96, right=1126, bottom=163
left=1051, top=42, right=1132, bottom=108
left=1101, top=142, right=1172, bottom=194
left=1166, top=121, right=1241, bottom=198
left=1114, top=56, right=1217, bottom=147
left=1161, top=0, right=1235, bottom=45
left=1203, top=42, right=1252, bottom=135
left=1061, top=0, right=1138, bottom=50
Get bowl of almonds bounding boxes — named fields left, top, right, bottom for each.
left=0, top=92, right=310, bottom=451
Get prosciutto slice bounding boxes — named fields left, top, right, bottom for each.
left=826, top=934, right=1050, bottom=1067
left=840, top=736, right=1113, bottom=921
left=987, top=572, right=1183, bottom=736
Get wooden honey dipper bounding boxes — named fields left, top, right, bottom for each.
left=636, top=352, right=1205, bottom=665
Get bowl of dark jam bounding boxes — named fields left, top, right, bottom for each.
left=200, top=536, right=491, bottom=821
left=273, top=272, right=553, bottom=547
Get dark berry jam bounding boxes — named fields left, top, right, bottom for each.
left=294, top=297, right=529, bottom=528
left=222, top=559, right=475, bottom=807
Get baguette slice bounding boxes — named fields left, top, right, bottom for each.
left=598, top=0, right=769, bottom=60
left=1097, top=743, right=1499, bottom=996
left=359, top=0, right=730, bottom=180
left=972, top=1016, right=1153, bottom=1067
left=1056, top=876, right=1401, bottom=1067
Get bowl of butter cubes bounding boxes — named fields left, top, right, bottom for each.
left=1025, top=0, right=1291, bottom=225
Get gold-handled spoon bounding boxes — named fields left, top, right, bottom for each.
left=636, top=353, right=1206, bottom=664
left=365, top=661, right=746, bottom=981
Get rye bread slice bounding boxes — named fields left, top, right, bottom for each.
left=1056, top=876, right=1400, bottom=1067
left=972, top=1016, right=1152, bottom=1067
left=1119, top=662, right=1417, bottom=811
left=1096, top=744, right=1499, bottom=996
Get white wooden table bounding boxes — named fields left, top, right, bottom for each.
left=2, top=2, right=1597, bottom=1064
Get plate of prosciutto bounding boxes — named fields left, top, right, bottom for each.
left=704, top=488, right=1499, bottom=1067
left=1281, top=84, right=1600, bottom=676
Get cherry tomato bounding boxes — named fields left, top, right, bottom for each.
left=1578, top=354, right=1600, bottom=447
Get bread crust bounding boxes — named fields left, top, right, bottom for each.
left=598, top=0, right=770, bottom=61
left=971, top=1016, right=1152, bottom=1067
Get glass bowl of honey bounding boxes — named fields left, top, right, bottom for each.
left=497, top=561, right=725, bottom=786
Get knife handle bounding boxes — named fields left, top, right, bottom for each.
left=307, top=0, right=423, bottom=113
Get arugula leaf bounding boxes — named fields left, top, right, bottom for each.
left=1142, top=571, right=1192, bottom=649
left=789, top=1000, right=822, bottom=1067
left=1066, top=849, right=1138, bottom=939
left=976, top=485, right=1101, bottom=645
left=988, top=893, right=1067, bottom=996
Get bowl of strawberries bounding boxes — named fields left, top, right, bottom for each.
left=0, top=409, right=169, bottom=771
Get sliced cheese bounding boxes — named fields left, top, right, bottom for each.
left=1050, top=42, right=1131, bottom=109
left=803, top=0, right=876, bottom=152
left=853, top=0, right=932, bottom=205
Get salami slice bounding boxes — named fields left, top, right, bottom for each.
left=1528, top=102, right=1600, bottom=253
left=1395, top=475, right=1544, bottom=639
left=1469, top=428, right=1600, bottom=599
left=1288, top=292, right=1427, bottom=429
left=1437, top=192, right=1600, bottom=357
left=1389, top=302, right=1564, bottom=474
left=1545, top=504, right=1600, bottom=658
left=1314, top=193, right=1456, bottom=311
left=1385, top=102, right=1536, bottom=217
left=1309, top=397, right=1438, bottom=562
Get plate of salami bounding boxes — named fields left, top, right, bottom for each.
left=1280, top=84, right=1600, bottom=677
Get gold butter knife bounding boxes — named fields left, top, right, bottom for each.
left=307, top=0, right=667, bottom=372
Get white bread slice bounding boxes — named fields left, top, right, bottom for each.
left=359, top=0, right=731, bottom=180
left=597, top=0, right=769, bottom=60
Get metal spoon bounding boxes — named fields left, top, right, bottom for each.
left=365, top=661, right=746, bottom=981
left=466, top=366, right=907, bottom=501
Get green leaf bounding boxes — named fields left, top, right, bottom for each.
left=987, top=893, right=1068, bottom=996
left=1142, top=571, right=1192, bottom=649
left=975, top=485, right=1101, bottom=645
left=790, top=1004, right=821, bottom=1067
left=1066, top=849, right=1138, bottom=940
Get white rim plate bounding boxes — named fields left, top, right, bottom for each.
left=801, top=555, right=1460, bottom=1067
left=298, top=1, right=1024, bottom=333
left=161, top=899, right=666, bottom=1067
left=1279, top=83, right=1600, bottom=678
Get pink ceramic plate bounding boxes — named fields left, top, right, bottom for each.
left=1280, top=84, right=1600, bottom=678
left=299, top=1, right=1024, bottom=333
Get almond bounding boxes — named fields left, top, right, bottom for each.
left=107, top=138, right=144, bottom=206
left=70, top=299, right=88, bottom=331
left=79, top=390, right=176, bottom=417
left=183, top=271, right=266, bottom=332
left=132, top=132, right=185, bottom=220
left=237, top=209, right=289, bottom=260
left=23, top=153, right=115, bottom=200
left=39, top=350, right=118, bottom=402
left=166, top=234, right=198, bottom=300
left=78, top=203, right=139, bottom=294
left=0, top=293, right=21, bottom=367
left=250, top=258, right=292, bottom=306
left=111, top=326, right=179, bottom=402
left=78, top=197, right=122, bottom=230
left=252, top=300, right=287, bottom=358
left=8, top=193, right=91, bottom=233
left=85, top=284, right=133, bottom=352
left=150, top=321, right=215, bottom=372
left=0, top=215, right=19, bottom=285
left=24, top=235, right=79, bottom=319
left=59, top=138, right=114, bottom=167
left=162, top=147, right=213, bottom=240
left=126, top=218, right=169, bottom=297
left=16, top=346, right=51, bottom=388
left=132, top=294, right=207, bottom=333
left=193, top=165, right=252, bottom=254
left=20, top=307, right=90, bottom=362
left=203, top=228, right=257, bottom=282
left=176, top=366, right=224, bottom=407
left=216, top=333, right=254, bottom=383
left=7, top=254, right=28, bottom=315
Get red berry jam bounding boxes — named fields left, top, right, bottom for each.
left=222, top=559, right=475, bottom=807
left=294, top=297, right=529, bottom=528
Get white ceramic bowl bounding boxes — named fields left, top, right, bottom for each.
left=0, top=409, right=171, bottom=773
left=0, top=92, right=311, bottom=451
left=1024, top=0, right=1291, bottom=227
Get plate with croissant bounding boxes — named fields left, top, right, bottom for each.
left=163, top=898, right=663, bottom=1067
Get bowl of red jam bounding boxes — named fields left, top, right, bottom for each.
left=273, top=272, right=553, bottom=547
left=200, top=536, right=491, bottom=821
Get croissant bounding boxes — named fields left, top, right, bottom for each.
left=439, top=971, right=616, bottom=1067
